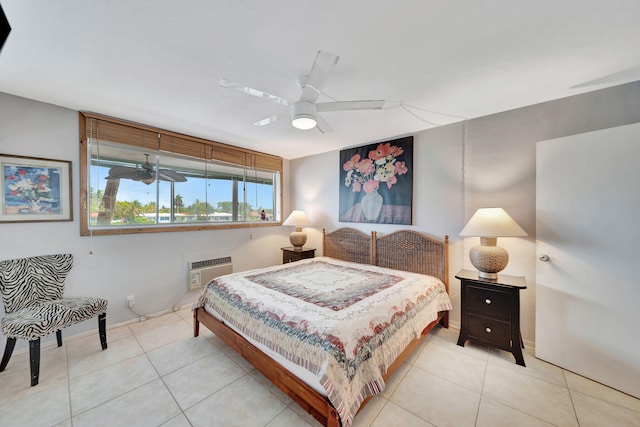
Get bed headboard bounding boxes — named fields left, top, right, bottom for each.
left=374, top=230, right=449, bottom=286
left=322, top=228, right=373, bottom=265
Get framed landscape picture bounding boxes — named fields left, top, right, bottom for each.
left=0, top=154, right=72, bottom=222
left=339, top=136, right=413, bottom=224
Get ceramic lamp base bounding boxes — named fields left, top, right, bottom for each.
left=469, top=237, right=509, bottom=280
left=289, top=228, right=307, bottom=251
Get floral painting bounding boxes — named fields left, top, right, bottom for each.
left=1, top=154, right=72, bottom=222
left=339, top=136, right=413, bottom=224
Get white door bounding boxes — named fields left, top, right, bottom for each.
left=536, top=122, right=640, bottom=398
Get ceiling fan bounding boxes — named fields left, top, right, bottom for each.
left=219, top=51, right=386, bottom=133
left=106, top=154, right=187, bottom=185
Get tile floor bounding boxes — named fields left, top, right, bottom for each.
left=0, top=306, right=639, bottom=427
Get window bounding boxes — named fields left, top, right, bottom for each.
left=80, top=113, right=282, bottom=236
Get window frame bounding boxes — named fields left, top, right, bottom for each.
left=79, top=112, right=283, bottom=236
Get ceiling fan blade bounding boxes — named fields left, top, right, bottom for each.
left=316, top=100, right=385, bottom=112
left=253, top=115, right=280, bottom=127
left=314, top=114, right=333, bottom=134
left=106, top=166, right=153, bottom=181
left=219, top=78, right=289, bottom=106
left=300, top=51, right=339, bottom=103
left=157, top=169, right=187, bottom=182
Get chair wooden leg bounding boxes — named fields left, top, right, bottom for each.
left=29, top=339, right=41, bottom=386
left=56, top=330, right=62, bottom=347
left=0, top=337, right=17, bottom=372
left=98, top=312, right=107, bottom=350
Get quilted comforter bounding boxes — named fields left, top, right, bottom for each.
left=196, top=256, right=451, bottom=426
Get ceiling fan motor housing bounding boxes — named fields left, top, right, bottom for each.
left=291, top=101, right=317, bottom=129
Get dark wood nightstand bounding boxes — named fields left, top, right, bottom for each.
left=281, top=247, right=315, bottom=264
left=456, top=269, right=527, bottom=366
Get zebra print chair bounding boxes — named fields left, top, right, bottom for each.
left=0, top=253, right=108, bottom=386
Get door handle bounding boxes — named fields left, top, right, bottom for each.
left=539, top=254, right=550, bottom=262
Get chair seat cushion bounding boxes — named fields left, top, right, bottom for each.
left=1, top=297, right=108, bottom=341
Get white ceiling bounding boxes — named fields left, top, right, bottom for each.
left=1, top=1, right=639, bottom=160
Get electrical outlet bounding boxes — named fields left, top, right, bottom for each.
left=127, top=295, right=135, bottom=307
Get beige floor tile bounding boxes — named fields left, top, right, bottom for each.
left=266, top=407, right=314, bottom=427
left=0, top=381, right=70, bottom=427
left=476, top=396, right=555, bottom=427
left=162, top=351, right=247, bottom=410
left=431, top=326, right=491, bottom=362
left=147, top=334, right=218, bottom=376
left=65, top=331, right=112, bottom=360
left=352, top=395, right=387, bottom=427
left=483, top=363, right=578, bottom=426
left=68, top=335, right=144, bottom=378
left=184, top=375, right=287, bottom=426
left=413, top=338, right=487, bottom=393
left=489, top=346, right=565, bottom=387
left=370, top=401, right=435, bottom=427
left=160, top=413, right=192, bottom=427
left=571, top=390, right=640, bottom=427
left=390, top=365, right=480, bottom=427
left=222, top=345, right=257, bottom=372
left=128, top=312, right=184, bottom=335
left=2, top=310, right=637, bottom=427
left=133, top=319, right=193, bottom=352
left=380, top=362, right=411, bottom=399
left=0, top=345, right=68, bottom=403
left=69, top=353, right=158, bottom=415
left=564, top=370, right=640, bottom=413
left=73, top=378, right=181, bottom=427
left=249, top=369, right=295, bottom=405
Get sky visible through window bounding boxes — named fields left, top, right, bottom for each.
left=91, top=165, right=274, bottom=211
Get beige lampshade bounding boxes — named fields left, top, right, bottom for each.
left=460, top=208, right=527, bottom=279
left=460, top=208, right=527, bottom=237
left=283, top=210, right=311, bottom=250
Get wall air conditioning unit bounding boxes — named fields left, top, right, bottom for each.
left=188, top=256, right=233, bottom=290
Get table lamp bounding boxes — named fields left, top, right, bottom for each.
left=460, top=208, right=527, bottom=279
left=283, top=210, right=311, bottom=251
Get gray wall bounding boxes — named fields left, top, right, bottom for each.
left=290, top=81, right=640, bottom=344
left=0, top=92, right=292, bottom=348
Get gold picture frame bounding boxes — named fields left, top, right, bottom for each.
left=0, top=154, right=72, bottom=223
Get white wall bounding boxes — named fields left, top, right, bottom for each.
left=0, top=92, right=292, bottom=347
left=290, top=81, right=640, bottom=344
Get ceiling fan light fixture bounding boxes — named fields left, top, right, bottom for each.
left=292, top=114, right=317, bottom=130
left=291, top=101, right=317, bottom=130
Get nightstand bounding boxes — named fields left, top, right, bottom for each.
left=281, top=247, right=315, bottom=264
left=456, top=269, right=527, bottom=366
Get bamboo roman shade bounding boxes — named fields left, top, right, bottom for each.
left=80, top=112, right=282, bottom=172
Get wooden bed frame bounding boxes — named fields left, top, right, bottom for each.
left=193, top=228, right=449, bottom=426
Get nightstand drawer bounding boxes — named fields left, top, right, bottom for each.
left=467, top=285, right=511, bottom=318
left=281, top=247, right=315, bottom=263
left=468, top=313, right=511, bottom=347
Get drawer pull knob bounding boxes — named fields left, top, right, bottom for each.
left=485, top=299, right=492, bottom=305
left=485, top=327, right=492, bottom=333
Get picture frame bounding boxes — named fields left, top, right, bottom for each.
left=1, top=154, right=72, bottom=223
left=339, top=136, right=413, bottom=224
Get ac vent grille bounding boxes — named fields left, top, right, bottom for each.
left=190, top=256, right=232, bottom=270
left=188, top=256, right=233, bottom=290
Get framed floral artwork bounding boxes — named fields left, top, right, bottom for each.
left=0, top=154, right=72, bottom=222
left=339, top=136, right=413, bottom=224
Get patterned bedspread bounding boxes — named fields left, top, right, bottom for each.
left=196, top=256, right=452, bottom=427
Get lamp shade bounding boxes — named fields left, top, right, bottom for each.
left=283, top=210, right=311, bottom=227
left=283, top=210, right=311, bottom=251
left=460, top=208, right=527, bottom=237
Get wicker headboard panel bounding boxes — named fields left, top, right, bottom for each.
left=374, top=230, right=449, bottom=286
left=322, top=228, right=373, bottom=265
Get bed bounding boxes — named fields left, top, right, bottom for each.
left=193, top=228, right=451, bottom=426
